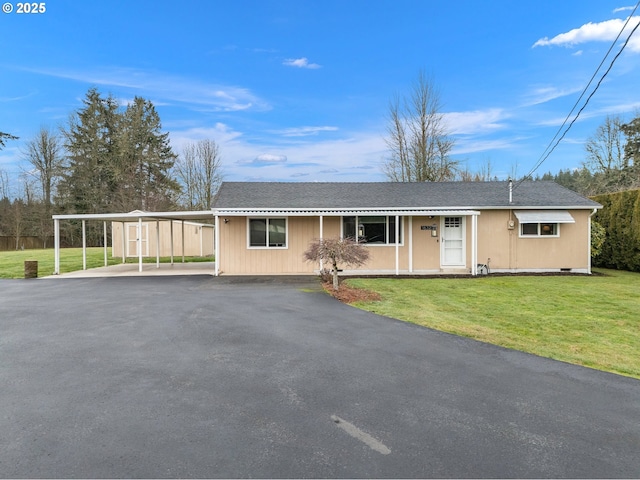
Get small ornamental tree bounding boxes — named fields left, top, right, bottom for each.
left=303, top=237, right=370, bottom=290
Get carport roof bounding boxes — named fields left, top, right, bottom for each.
left=52, top=210, right=214, bottom=222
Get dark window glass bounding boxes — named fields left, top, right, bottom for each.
left=249, top=219, right=267, bottom=246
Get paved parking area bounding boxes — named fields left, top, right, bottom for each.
left=1, top=276, right=639, bottom=478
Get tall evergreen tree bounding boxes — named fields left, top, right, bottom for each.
left=57, top=88, right=121, bottom=215
left=116, top=97, right=180, bottom=211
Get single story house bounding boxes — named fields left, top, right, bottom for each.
left=210, top=180, right=602, bottom=276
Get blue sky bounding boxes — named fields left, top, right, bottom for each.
left=2, top=0, right=640, bottom=190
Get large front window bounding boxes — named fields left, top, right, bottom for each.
left=249, top=218, right=287, bottom=248
left=342, top=216, right=402, bottom=244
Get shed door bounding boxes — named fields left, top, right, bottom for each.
left=441, top=217, right=465, bottom=266
left=127, top=223, right=149, bottom=257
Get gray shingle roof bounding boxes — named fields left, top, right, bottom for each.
left=212, top=181, right=601, bottom=210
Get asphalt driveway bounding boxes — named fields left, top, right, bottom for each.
left=1, top=276, right=639, bottom=478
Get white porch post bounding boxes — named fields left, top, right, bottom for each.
left=82, top=220, right=87, bottom=271
left=214, top=215, right=220, bottom=276
left=408, top=216, right=413, bottom=273
left=471, top=214, right=478, bottom=276
left=103, top=221, right=108, bottom=267
left=395, top=214, right=400, bottom=275
left=156, top=220, right=160, bottom=269
left=199, top=226, right=203, bottom=257
left=138, top=217, right=143, bottom=272
left=54, top=218, right=60, bottom=275
left=319, top=215, right=324, bottom=272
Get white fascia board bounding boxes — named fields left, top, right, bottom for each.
left=53, top=211, right=214, bottom=222
left=212, top=208, right=481, bottom=217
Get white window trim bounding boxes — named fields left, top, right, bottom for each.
left=340, top=215, right=404, bottom=246
left=519, top=222, right=561, bottom=238
left=247, top=217, right=288, bottom=249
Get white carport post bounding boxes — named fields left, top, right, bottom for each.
left=138, top=217, right=143, bottom=273
left=155, top=220, right=160, bottom=268
left=121, top=222, right=126, bottom=263
left=82, top=220, right=87, bottom=270
left=395, top=214, right=400, bottom=275
left=170, top=220, right=174, bottom=265
left=54, top=218, right=60, bottom=275
left=103, top=221, right=108, bottom=267
left=214, top=215, right=219, bottom=276
left=181, top=220, right=185, bottom=263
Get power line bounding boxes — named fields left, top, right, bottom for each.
left=516, top=3, right=640, bottom=188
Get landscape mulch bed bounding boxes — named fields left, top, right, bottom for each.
left=322, top=282, right=381, bottom=304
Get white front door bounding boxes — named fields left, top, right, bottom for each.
left=441, top=216, right=465, bottom=266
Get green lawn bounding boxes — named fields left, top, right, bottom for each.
left=345, top=269, right=640, bottom=379
left=0, top=248, right=214, bottom=278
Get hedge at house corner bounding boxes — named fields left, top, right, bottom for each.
left=592, top=189, right=640, bottom=272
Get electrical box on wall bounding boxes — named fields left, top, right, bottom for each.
left=508, top=220, right=515, bottom=230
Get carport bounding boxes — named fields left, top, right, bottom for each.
left=52, top=210, right=214, bottom=275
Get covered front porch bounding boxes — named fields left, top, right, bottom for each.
left=212, top=207, right=481, bottom=276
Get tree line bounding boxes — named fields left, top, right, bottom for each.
left=3, top=76, right=640, bottom=250
left=0, top=88, right=222, bottom=248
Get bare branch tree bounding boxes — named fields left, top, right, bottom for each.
left=23, top=127, right=64, bottom=210
left=175, top=139, right=223, bottom=209
left=383, top=71, right=457, bottom=182
left=303, top=237, right=370, bottom=290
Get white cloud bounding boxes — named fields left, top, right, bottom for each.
left=253, top=154, right=288, bottom=164
left=533, top=16, right=640, bottom=52
left=445, top=109, right=509, bottom=135
left=18, top=66, right=270, bottom=112
left=283, top=57, right=322, bottom=69
left=272, top=126, right=338, bottom=137
left=614, top=6, right=635, bottom=13
left=521, top=85, right=584, bottom=107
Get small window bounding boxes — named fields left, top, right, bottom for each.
left=520, top=222, right=559, bottom=237
left=249, top=218, right=287, bottom=248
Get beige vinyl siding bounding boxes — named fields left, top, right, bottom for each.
left=218, top=216, right=320, bottom=274
left=475, top=209, right=591, bottom=271
left=411, top=216, right=443, bottom=271
left=218, top=210, right=592, bottom=275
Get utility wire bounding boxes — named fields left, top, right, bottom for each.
left=516, top=3, right=640, bottom=188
